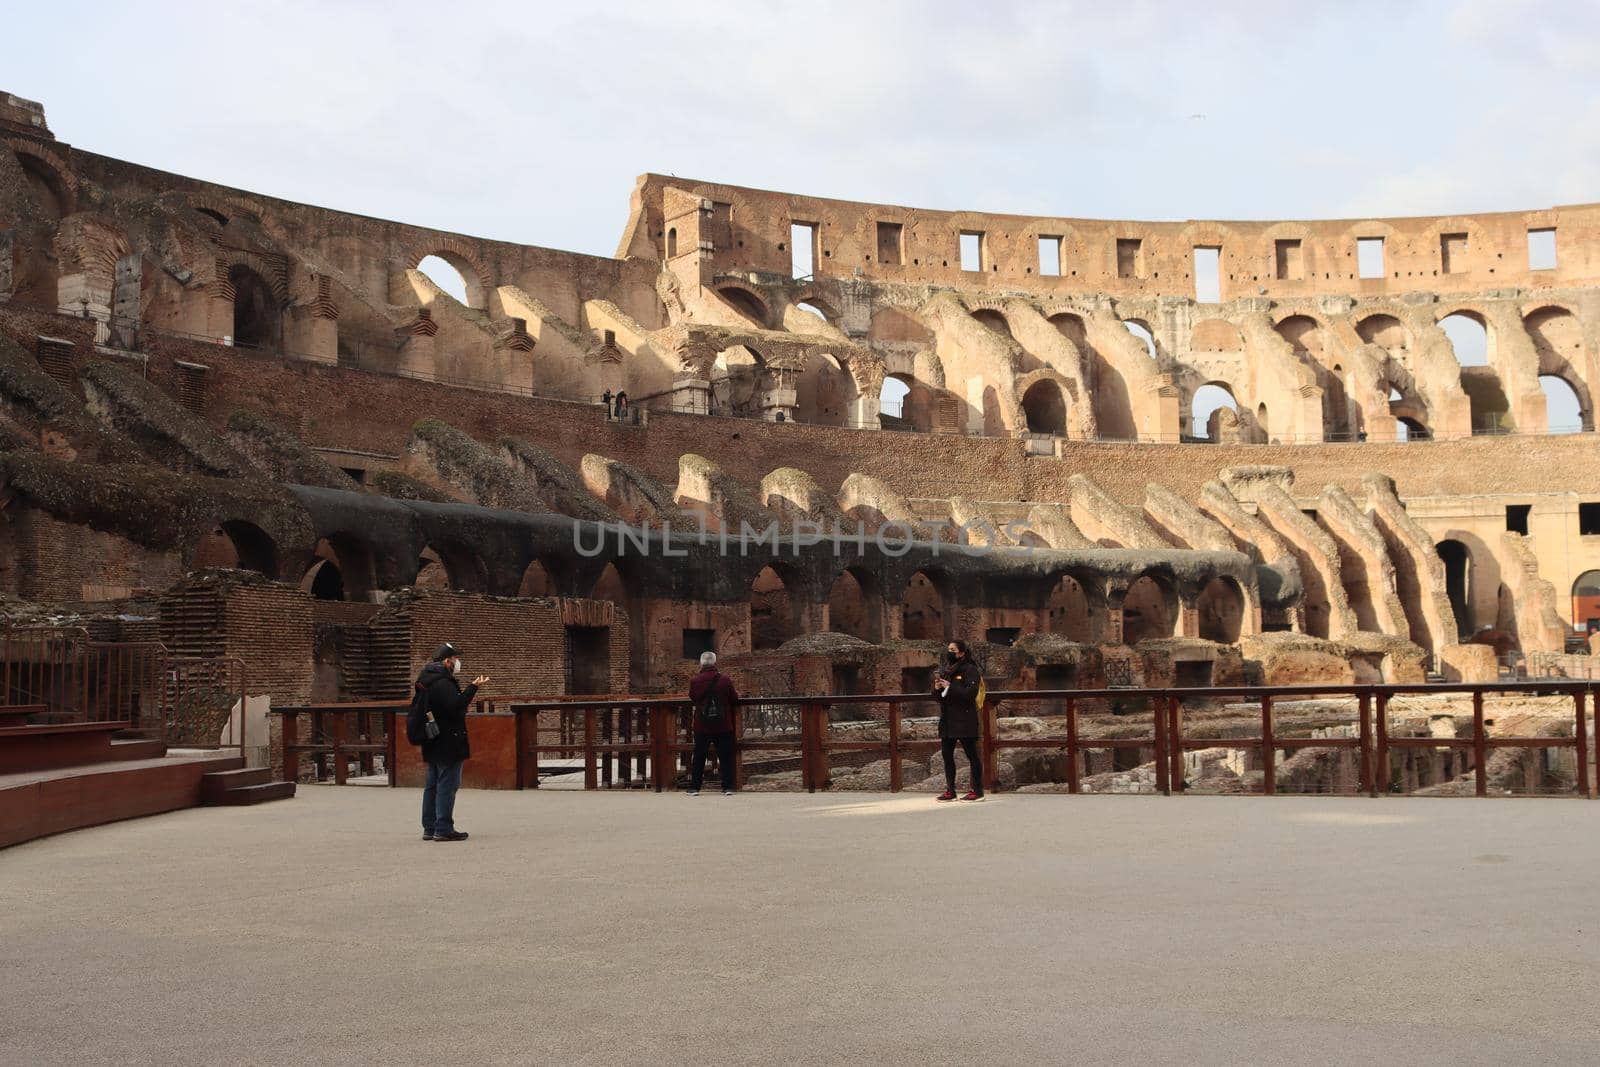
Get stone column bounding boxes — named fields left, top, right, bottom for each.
left=671, top=374, right=710, bottom=414
left=760, top=369, right=798, bottom=423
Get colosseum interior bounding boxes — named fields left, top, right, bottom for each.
left=2, top=86, right=1598, bottom=797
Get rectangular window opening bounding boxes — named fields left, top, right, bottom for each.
left=1038, top=235, right=1062, bottom=277
left=1528, top=228, right=1557, bottom=271
left=789, top=222, right=816, bottom=280
left=1579, top=503, right=1600, bottom=536
left=984, top=626, right=1021, bottom=647
left=1193, top=246, right=1221, bottom=303
left=1506, top=504, right=1530, bottom=535
left=1357, top=237, right=1385, bottom=279
left=682, top=628, right=716, bottom=660
left=875, top=221, right=903, bottom=266
left=1116, top=238, right=1143, bottom=279
left=1274, top=239, right=1303, bottom=281
left=959, top=231, right=983, bottom=272
left=1440, top=232, right=1467, bottom=274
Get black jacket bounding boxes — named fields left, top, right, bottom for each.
left=933, top=658, right=982, bottom=739
left=417, top=662, right=478, bottom=764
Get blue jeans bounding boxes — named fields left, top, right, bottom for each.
left=422, top=760, right=464, bottom=835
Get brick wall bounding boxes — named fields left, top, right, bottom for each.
left=224, top=583, right=314, bottom=704
left=399, top=590, right=567, bottom=700
left=9, top=509, right=181, bottom=601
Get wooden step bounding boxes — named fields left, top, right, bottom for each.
left=108, top=738, right=168, bottom=761
left=216, top=780, right=296, bottom=806
left=200, top=766, right=271, bottom=803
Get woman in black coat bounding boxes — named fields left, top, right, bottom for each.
left=932, top=639, right=984, bottom=801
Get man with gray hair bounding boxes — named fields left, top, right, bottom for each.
left=686, top=650, right=739, bottom=795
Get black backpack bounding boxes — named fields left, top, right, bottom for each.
left=698, top=683, right=725, bottom=727
left=404, top=682, right=432, bottom=745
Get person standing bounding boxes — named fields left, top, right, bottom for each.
left=417, top=642, right=488, bottom=841
left=933, top=639, right=984, bottom=801
left=687, top=651, right=738, bottom=795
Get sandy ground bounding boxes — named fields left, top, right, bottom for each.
left=3, top=787, right=1598, bottom=1065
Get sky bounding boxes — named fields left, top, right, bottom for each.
left=7, top=0, right=1593, bottom=430
left=8, top=0, right=1597, bottom=257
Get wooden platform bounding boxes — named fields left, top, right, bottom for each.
left=0, top=752, right=246, bottom=849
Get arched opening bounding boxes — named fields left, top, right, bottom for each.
left=665, top=228, right=678, bottom=258
left=717, top=287, right=768, bottom=326
left=1572, top=571, right=1600, bottom=634
left=416, top=255, right=469, bottom=304
left=827, top=567, right=880, bottom=643
left=1439, top=311, right=1490, bottom=367
left=195, top=207, right=228, bottom=228
left=752, top=564, right=804, bottom=649
left=591, top=562, right=627, bottom=605
left=1323, top=362, right=1351, bottom=440
left=1123, top=320, right=1156, bottom=359
left=971, top=308, right=1012, bottom=340
left=1436, top=540, right=1472, bottom=639
left=879, top=374, right=912, bottom=427
left=229, top=265, right=281, bottom=349
left=518, top=560, right=555, bottom=597
left=18, top=155, right=68, bottom=220
left=1256, top=402, right=1270, bottom=442
left=1049, top=312, right=1087, bottom=347
left=711, top=345, right=764, bottom=418
left=795, top=351, right=856, bottom=427
left=1197, top=576, right=1245, bottom=643
left=1189, top=383, right=1239, bottom=440
left=414, top=548, right=450, bottom=590
left=1274, top=315, right=1325, bottom=360
left=1123, top=575, right=1174, bottom=644
left=1540, top=374, right=1587, bottom=434
left=190, top=520, right=278, bottom=576
left=901, top=570, right=950, bottom=642
left=794, top=302, right=829, bottom=326
left=1020, top=379, right=1067, bottom=435
left=310, top=534, right=378, bottom=602
left=1047, top=574, right=1092, bottom=642
left=302, top=559, right=345, bottom=601
left=1355, top=314, right=1407, bottom=352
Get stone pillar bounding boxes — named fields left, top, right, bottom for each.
left=57, top=272, right=112, bottom=344
left=760, top=370, right=797, bottom=423
left=283, top=274, right=339, bottom=364
left=671, top=374, right=710, bottom=414
left=109, top=252, right=142, bottom=350
left=1103, top=583, right=1127, bottom=646
left=1177, top=596, right=1200, bottom=639
left=849, top=391, right=880, bottom=430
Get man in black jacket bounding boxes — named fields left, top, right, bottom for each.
left=417, top=643, right=487, bottom=842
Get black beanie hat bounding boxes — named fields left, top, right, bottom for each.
left=432, top=642, right=458, bottom=663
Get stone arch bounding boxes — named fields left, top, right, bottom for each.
left=878, top=371, right=932, bottom=431
left=1355, top=313, right=1408, bottom=352
left=408, top=244, right=488, bottom=308
left=6, top=140, right=77, bottom=219
left=1123, top=319, right=1157, bottom=359
left=1571, top=570, right=1600, bottom=633
left=716, top=284, right=769, bottom=326
left=1046, top=572, right=1097, bottom=642
left=1436, top=308, right=1495, bottom=367
left=1189, top=318, right=1243, bottom=352
left=1436, top=539, right=1473, bottom=640
left=591, top=561, right=627, bottom=605
left=1274, top=313, right=1326, bottom=360
left=1434, top=531, right=1503, bottom=641
left=415, top=541, right=489, bottom=593
left=827, top=565, right=881, bottom=643
left=901, top=568, right=954, bottom=642
left=791, top=291, right=842, bottom=324
left=795, top=350, right=857, bottom=427
left=666, top=227, right=678, bottom=258
left=190, top=519, right=279, bottom=577
left=1019, top=375, right=1067, bottom=435
left=1189, top=381, right=1239, bottom=440
left=518, top=559, right=556, bottom=597
left=309, top=533, right=379, bottom=601
left=1123, top=573, right=1176, bottom=645
left=228, top=264, right=282, bottom=349
left=970, top=307, right=1013, bottom=340
left=710, top=344, right=766, bottom=417
left=1196, top=576, right=1245, bottom=643
left=752, top=561, right=807, bottom=650
left=1525, top=306, right=1593, bottom=430
left=301, top=559, right=345, bottom=601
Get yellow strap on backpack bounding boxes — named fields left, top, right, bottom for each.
left=975, top=676, right=987, bottom=707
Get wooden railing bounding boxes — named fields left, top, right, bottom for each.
left=270, top=681, right=1600, bottom=798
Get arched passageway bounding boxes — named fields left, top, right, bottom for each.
left=1196, top=577, right=1245, bottom=643
left=1122, top=575, right=1174, bottom=644
left=1436, top=540, right=1472, bottom=639
left=1047, top=575, right=1093, bottom=642
left=752, top=564, right=805, bottom=649
left=901, top=570, right=950, bottom=641
left=229, top=265, right=280, bottom=349
left=1020, top=379, right=1067, bottom=435
left=827, top=568, right=881, bottom=643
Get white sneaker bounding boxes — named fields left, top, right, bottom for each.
left=722, top=790, right=734, bottom=796
left=685, top=790, right=699, bottom=796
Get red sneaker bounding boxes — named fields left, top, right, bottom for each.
left=936, top=790, right=957, bottom=802
left=960, top=791, right=983, bottom=801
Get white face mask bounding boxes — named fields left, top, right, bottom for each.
left=451, top=659, right=463, bottom=677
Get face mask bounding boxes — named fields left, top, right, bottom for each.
left=452, top=659, right=463, bottom=677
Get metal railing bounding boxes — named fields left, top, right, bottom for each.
left=273, top=680, right=1600, bottom=798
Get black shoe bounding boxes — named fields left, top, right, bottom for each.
left=434, top=831, right=469, bottom=842
left=422, top=831, right=434, bottom=841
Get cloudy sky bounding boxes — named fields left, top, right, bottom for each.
left=8, top=0, right=1597, bottom=258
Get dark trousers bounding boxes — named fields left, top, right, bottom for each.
left=691, top=730, right=736, bottom=791
left=422, top=759, right=464, bottom=834
left=941, top=736, right=983, bottom=794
